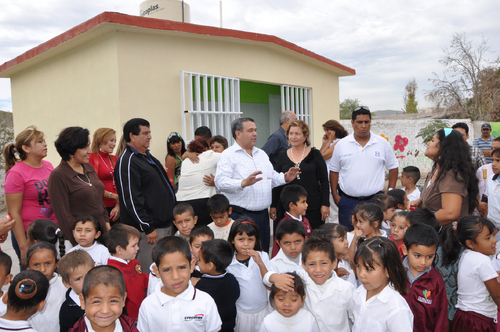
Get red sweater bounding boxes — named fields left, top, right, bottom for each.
left=69, top=314, right=138, bottom=332
left=402, top=266, right=448, bottom=332
left=107, top=258, right=148, bottom=319
left=271, top=213, right=312, bottom=258
left=388, top=235, right=404, bottom=259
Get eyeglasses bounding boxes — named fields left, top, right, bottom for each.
left=353, top=106, right=370, bottom=113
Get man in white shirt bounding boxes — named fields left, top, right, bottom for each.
left=215, top=117, right=300, bottom=252
left=329, top=107, right=399, bottom=230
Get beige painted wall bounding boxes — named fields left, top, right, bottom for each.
left=9, top=25, right=342, bottom=165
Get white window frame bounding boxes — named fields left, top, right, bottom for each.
left=281, top=84, right=312, bottom=130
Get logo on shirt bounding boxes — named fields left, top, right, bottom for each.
left=342, top=153, right=353, bottom=157
left=417, top=289, right=432, bottom=305
left=375, top=151, right=381, bottom=157
left=134, top=264, right=143, bottom=275
left=184, top=314, right=204, bottom=322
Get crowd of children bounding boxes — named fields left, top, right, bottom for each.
left=2, top=159, right=500, bottom=332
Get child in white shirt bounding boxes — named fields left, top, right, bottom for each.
left=206, top=194, right=234, bottom=241
left=401, top=166, right=421, bottom=202
left=0, top=252, right=13, bottom=317
left=67, top=215, right=110, bottom=266
left=269, top=220, right=305, bottom=273
left=371, top=195, right=397, bottom=235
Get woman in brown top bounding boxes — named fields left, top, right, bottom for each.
left=48, top=127, right=110, bottom=245
left=410, top=128, right=478, bottom=226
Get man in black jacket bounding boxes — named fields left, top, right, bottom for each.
left=114, top=118, right=176, bottom=272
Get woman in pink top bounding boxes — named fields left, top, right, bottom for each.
left=3, top=126, right=57, bottom=264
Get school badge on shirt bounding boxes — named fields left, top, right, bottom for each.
left=135, top=263, right=143, bottom=275
left=417, top=289, right=432, bottom=305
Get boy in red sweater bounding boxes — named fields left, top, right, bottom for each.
left=402, top=223, right=448, bottom=332
left=106, top=223, right=148, bottom=319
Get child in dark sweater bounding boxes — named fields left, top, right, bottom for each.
left=192, top=239, right=240, bottom=332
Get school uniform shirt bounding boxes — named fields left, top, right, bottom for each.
left=269, top=248, right=303, bottom=273
left=137, top=281, right=221, bottom=332
left=67, top=242, right=110, bottom=266
left=0, top=295, right=6, bottom=317
left=107, top=257, right=148, bottom=319
left=405, top=187, right=421, bottom=201
left=0, top=318, right=36, bottom=332
left=258, top=308, right=319, bottom=332
left=338, top=259, right=357, bottom=287
left=59, top=288, right=85, bottom=332
left=352, top=283, right=413, bottom=332
left=484, top=174, right=500, bottom=227
left=147, top=263, right=160, bottom=296
left=402, top=258, right=448, bottom=332
left=69, top=315, right=138, bottom=332
left=29, top=273, right=68, bottom=332
left=456, top=249, right=499, bottom=319
left=207, top=220, right=234, bottom=241
left=227, top=251, right=270, bottom=311
left=381, top=221, right=391, bottom=235
left=271, top=213, right=312, bottom=257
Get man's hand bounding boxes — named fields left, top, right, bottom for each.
left=241, top=171, right=263, bottom=188
left=478, top=201, right=488, bottom=217
left=270, top=207, right=277, bottom=221
left=321, top=206, right=330, bottom=220
left=203, top=173, right=215, bottom=187
left=146, top=230, right=159, bottom=244
left=284, top=167, right=301, bottom=183
left=333, top=194, right=341, bottom=206
left=483, top=150, right=492, bottom=158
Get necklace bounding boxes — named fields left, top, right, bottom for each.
left=99, top=152, right=116, bottom=189
left=76, top=173, right=92, bottom=186
left=290, top=143, right=306, bottom=180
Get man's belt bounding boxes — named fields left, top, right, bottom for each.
left=338, top=187, right=380, bottom=201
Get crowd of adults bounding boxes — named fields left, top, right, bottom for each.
left=1, top=110, right=497, bottom=271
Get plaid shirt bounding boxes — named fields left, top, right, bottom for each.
left=470, top=144, right=486, bottom=169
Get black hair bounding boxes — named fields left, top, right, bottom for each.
left=189, top=226, right=214, bottom=244
left=207, top=194, right=231, bottom=214
left=194, top=126, right=212, bottom=140
left=228, top=216, right=262, bottom=252
left=451, top=122, right=469, bottom=135
left=280, top=184, right=308, bottom=212
left=0, top=251, right=12, bottom=275
left=275, top=220, right=306, bottom=242
left=123, top=118, right=150, bottom=143
left=81, top=265, right=126, bottom=299
left=402, top=166, right=421, bottom=183
left=200, top=239, right=233, bottom=273
left=319, top=223, right=348, bottom=240
left=387, top=189, right=406, bottom=208
left=27, top=242, right=57, bottom=273
left=392, top=210, right=408, bottom=221
left=173, top=202, right=195, bottom=218
left=301, top=237, right=336, bottom=264
left=7, top=270, right=49, bottom=314
left=404, top=223, right=439, bottom=251
left=354, top=203, right=384, bottom=230
left=434, top=129, right=478, bottom=214
left=406, top=208, right=440, bottom=233
left=210, top=135, right=228, bottom=150
left=371, top=194, right=397, bottom=212
left=28, top=219, right=66, bottom=257
left=166, top=133, right=187, bottom=157
left=153, top=236, right=191, bottom=267
left=73, top=215, right=105, bottom=246
left=492, top=147, right=500, bottom=159
left=231, top=117, right=254, bottom=139
left=351, top=106, right=371, bottom=121
left=269, top=272, right=305, bottom=308
left=457, top=216, right=496, bottom=250
left=355, top=236, right=408, bottom=294
left=58, top=250, right=95, bottom=284
left=106, top=223, right=140, bottom=254
left=54, top=127, right=90, bottom=161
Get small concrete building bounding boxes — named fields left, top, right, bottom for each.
left=0, top=12, right=355, bottom=165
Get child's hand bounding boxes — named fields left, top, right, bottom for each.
left=269, top=273, right=295, bottom=293
left=354, top=229, right=363, bottom=239
left=337, top=267, right=350, bottom=278
left=248, top=249, right=262, bottom=265
left=0, top=216, right=14, bottom=236
left=190, top=256, right=198, bottom=273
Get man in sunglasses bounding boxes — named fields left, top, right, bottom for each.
left=328, top=106, right=399, bottom=230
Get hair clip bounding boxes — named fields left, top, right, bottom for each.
left=168, top=132, right=181, bottom=141
left=18, top=285, right=24, bottom=293
left=241, top=221, right=257, bottom=227
left=15, top=279, right=37, bottom=300
left=55, top=228, right=61, bottom=236
left=444, top=128, right=453, bottom=137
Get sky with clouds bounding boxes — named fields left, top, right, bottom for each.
left=1, top=0, right=499, bottom=113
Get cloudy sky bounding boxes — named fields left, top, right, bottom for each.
left=1, top=0, right=499, bottom=113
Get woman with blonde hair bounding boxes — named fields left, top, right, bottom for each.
left=3, top=126, right=57, bottom=263
left=89, top=128, right=119, bottom=222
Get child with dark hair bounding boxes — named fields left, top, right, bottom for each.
left=0, top=270, right=49, bottom=332
left=387, top=189, right=409, bottom=211
left=67, top=215, right=110, bottom=266
left=70, top=265, right=138, bottom=332
left=0, top=252, right=13, bottom=316
left=389, top=211, right=409, bottom=258
left=106, top=223, right=147, bottom=319
left=271, top=184, right=312, bottom=257
left=406, top=208, right=440, bottom=232
left=190, top=226, right=215, bottom=265
left=207, top=194, right=234, bottom=240
left=401, top=166, right=421, bottom=201
left=401, top=224, right=448, bottom=332
left=481, top=147, right=500, bottom=240
left=194, top=239, right=240, bottom=332
left=27, top=219, right=66, bottom=258
left=260, top=273, right=319, bottom=332
left=270, top=220, right=305, bottom=273
left=172, top=202, right=198, bottom=242
left=138, top=236, right=222, bottom=332
left=371, top=194, right=397, bottom=234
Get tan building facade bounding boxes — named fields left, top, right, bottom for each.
left=0, top=12, right=355, bottom=165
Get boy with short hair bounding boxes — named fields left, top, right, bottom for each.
left=173, top=203, right=198, bottom=242
left=482, top=147, right=500, bottom=238
left=406, top=207, right=440, bottom=233
left=402, top=223, right=448, bottom=332
left=70, top=265, right=138, bottom=332
left=0, top=251, right=13, bottom=316
left=59, top=250, right=95, bottom=332
left=207, top=194, right=234, bottom=240
left=265, top=237, right=354, bottom=332
left=193, top=239, right=240, bottom=332
left=138, top=236, right=222, bottom=332
left=400, top=166, right=421, bottom=201
left=270, top=220, right=306, bottom=273
left=271, top=184, right=312, bottom=257
left=106, top=223, right=147, bottom=320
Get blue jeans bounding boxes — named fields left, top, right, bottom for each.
left=337, top=195, right=377, bottom=231
left=230, top=209, right=270, bottom=254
